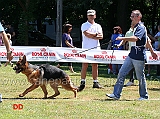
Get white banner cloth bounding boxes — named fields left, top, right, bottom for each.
left=0, top=46, right=159, bottom=64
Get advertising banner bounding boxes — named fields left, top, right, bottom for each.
left=0, top=46, right=159, bottom=64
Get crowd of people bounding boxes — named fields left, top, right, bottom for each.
left=0, top=9, right=160, bottom=101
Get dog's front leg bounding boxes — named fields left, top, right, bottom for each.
left=19, top=83, right=39, bottom=97
left=40, top=85, right=48, bottom=99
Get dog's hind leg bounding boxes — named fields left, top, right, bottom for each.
left=61, top=77, right=78, bottom=98
left=40, top=85, right=48, bottom=99
left=61, top=84, right=77, bottom=98
left=48, top=83, right=60, bottom=98
left=19, top=84, right=39, bottom=97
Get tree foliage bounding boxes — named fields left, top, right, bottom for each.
left=0, top=0, right=159, bottom=45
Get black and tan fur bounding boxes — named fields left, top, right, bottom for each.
left=13, top=55, right=78, bottom=98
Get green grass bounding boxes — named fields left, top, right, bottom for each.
left=0, top=62, right=160, bottom=119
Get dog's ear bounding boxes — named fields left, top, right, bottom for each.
left=21, top=55, right=27, bottom=64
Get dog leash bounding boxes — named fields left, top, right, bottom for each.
left=53, top=39, right=116, bottom=63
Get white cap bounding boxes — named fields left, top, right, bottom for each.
left=87, top=10, right=96, bottom=15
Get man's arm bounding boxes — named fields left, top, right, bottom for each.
left=116, top=36, right=138, bottom=42
left=83, top=30, right=103, bottom=40
left=2, top=32, right=13, bottom=61
left=146, top=37, right=157, bottom=60
left=2, top=32, right=10, bottom=52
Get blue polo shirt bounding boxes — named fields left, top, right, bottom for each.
left=62, top=33, right=73, bottom=47
left=129, top=22, right=147, bottom=61
left=111, top=34, right=124, bottom=50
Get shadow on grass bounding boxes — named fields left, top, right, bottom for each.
left=148, top=88, right=160, bottom=91
left=2, top=97, right=71, bottom=100
left=94, top=98, right=134, bottom=101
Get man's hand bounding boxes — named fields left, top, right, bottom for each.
left=151, top=52, right=158, bottom=60
left=7, top=52, right=13, bottom=62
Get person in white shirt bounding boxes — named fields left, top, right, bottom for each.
left=78, top=9, right=103, bottom=91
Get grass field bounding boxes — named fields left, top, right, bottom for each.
left=0, top=62, right=160, bottom=119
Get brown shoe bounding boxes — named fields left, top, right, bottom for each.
left=93, top=82, right=102, bottom=88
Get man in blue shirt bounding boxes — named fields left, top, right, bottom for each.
left=106, top=10, right=157, bottom=100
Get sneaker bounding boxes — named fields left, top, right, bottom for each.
left=125, top=81, right=134, bottom=87
left=138, top=97, right=148, bottom=100
left=11, top=63, right=13, bottom=67
left=93, top=82, right=102, bottom=88
left=106, top=93, right=119, bottom=100
left=70, top=71, right=76, bottom=73
left=77, top=81, right=85, bottom=92
left=146, top=74, right=150, bottom=77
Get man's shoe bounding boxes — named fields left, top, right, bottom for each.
left=138, top=97, right=148, bottom=100
left=124, top=81, right=134, bottom=87
left=146, top=74, right=150, bottom=77
left=11, top=63, right=13, bottom=67
left=106, top=93, right=119, bottom=100
left=93, top=82, right=102, bottom=88
left=77, top=81, right=85, bottom=92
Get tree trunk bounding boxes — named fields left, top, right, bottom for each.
left=116, top=0, right=129, bottom=34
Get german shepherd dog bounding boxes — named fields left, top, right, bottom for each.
left=13, top=55, right=78, bottom=98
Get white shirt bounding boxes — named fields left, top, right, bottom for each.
left=81, top=21, right=103, bottom=49
left=125, top=28, right=135, bottom=51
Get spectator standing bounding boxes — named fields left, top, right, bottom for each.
left=57, top=24, right=75, bottom=73
left=106, top=10, right=157, bottom=100
left=5, top=23, right=16, bottom=45
left=154, top=25, right=160, bottom=77
left=78, top=9, right=103, bottom=91
left=111, top=26, right=124, bottom=75
left=154, top=25, right=160, bottom=50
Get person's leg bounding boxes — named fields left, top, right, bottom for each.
left=81, top=63, right=88, bottom=79
left=92, top=63, right=102, bottom=88
left=125, top=68, right=135, bottom=86
left=78, top=63, right=88, bottom=91
left=68, top=62, right=75, bottom=73
left=146, top=65, right=150, bottom=76
left=10, top=61, right=13, bottom=67
left=133, top=59, right=148, bottom=99
left=108, top=56, right=133, bottom=99
left=112, top=64, right=117, bottom=75
left=117, top=64, right=122, bottom=74
left=92, top=63, right=98, bottom=81
left=57, top=62, right=64, bottom=68
left=4, top=61, right=9, bottom=67
left=156, top=65, right=160, bottom=77
left=129, top=68, right=134, bottom=82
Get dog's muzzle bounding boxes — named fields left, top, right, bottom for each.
left=13, top=66, right=22, bottom=74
